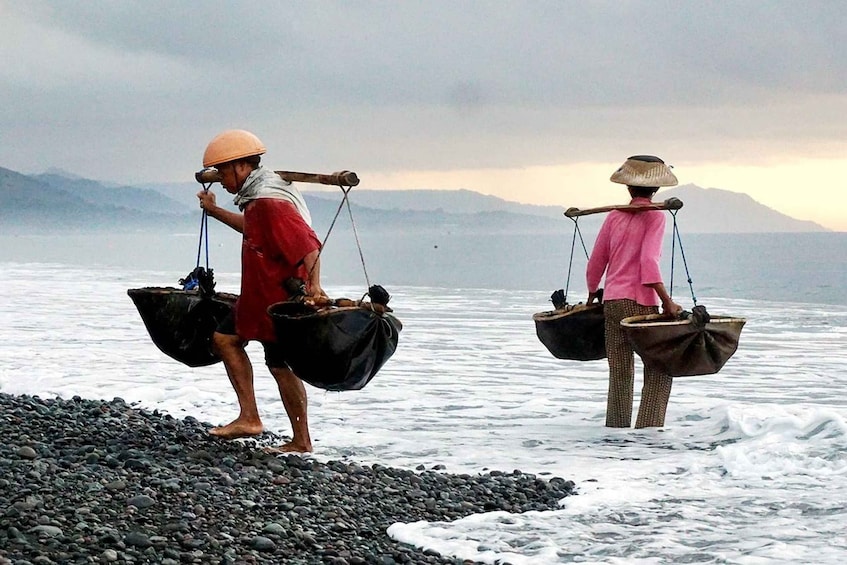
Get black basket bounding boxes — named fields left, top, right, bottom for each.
left=128, top=287, right=236, bottom=367
left=621, top=311, right=745, bottom=377
left=268, top=302, right=402, bottom=391
left=533, top=304, right=606, bottom=361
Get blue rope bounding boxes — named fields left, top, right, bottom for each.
left=195, top=209, right=208, bottom=270
left=670, top=210, right=698, bottom=306
left=182, top=185, right=214, bottom=292
left=669, top=215, right=676, bottom=296
left=563, top=220, right=578, bottom=301
left=563, top=218, right=591, bottom=303
left=204, top=210, right=210, bottom=269
left=194, top=184, right=213, bottom=270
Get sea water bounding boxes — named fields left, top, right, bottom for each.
left=1, top=231, right=846, bottom=564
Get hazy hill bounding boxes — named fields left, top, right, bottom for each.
left=132, top=181, right=565, bottom=234
left=303, top=185, right=828, bottom=234
left=141, top=181, right=205, bottom=211
left=35, top=172, right=181, bottom=215
left=659, top=184, right=825, bottom=233
left=0, top=166, right=192, bottom=232
left=0, top=166, right=829, bottom=234
left=304, top=187, right=566, bottom=219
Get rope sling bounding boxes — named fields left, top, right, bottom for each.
left=532, top=215, right=606, bottom=361
left=266, top=177, right=402, bottom=392
left=534, top=198, right=746, bottom=376
left=179, top=186, right=216, bottom=295
left=128, top=170, right=402, bottom=388
left=127, top=180, right=235, bottom=367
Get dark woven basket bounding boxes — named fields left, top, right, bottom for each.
left=621, top=313, right=746, bottom=377
left=268, top=302, right=402, bottom=391
left=128, top=287, right=237, bottom=367
left=533, top=304, right=606, bottom=361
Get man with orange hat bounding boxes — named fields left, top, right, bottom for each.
left=197, top=129, right=325, bottom=452
left=586, top=155, right=683, bottom=428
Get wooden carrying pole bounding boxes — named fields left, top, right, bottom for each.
left=564, top=197, right=683, bottom=218
left=195, top=168, right=359, bottom=187
left=275, top=170, right=359, bottom=186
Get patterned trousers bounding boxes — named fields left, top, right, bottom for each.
left=603, top=299, right=673, bottom=428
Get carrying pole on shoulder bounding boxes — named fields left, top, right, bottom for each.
left=564, top=197, right=683, bottom=218
left=195, top=168, right=359, bottom=187
left=274, top=170, right=359, bottom=187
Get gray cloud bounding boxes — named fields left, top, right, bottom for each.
left=1, top=0, right=846, bottom=182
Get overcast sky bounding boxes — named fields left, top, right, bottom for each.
left=2, top=1, right=846, bottom=229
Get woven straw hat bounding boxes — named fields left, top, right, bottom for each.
left=610, top=155, right=678, bottom=187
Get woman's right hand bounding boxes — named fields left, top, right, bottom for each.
left=662, top=300, right=683, bottom=317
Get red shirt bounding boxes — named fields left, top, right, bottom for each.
left=235, top=198, right=321, bottom=342
left=586, top=197, right=666, bottom=307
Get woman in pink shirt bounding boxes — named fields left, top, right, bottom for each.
left=586, top=155, right=683, bottom=428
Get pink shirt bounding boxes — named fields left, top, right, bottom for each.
left=586, top=197, right=665, bottom=307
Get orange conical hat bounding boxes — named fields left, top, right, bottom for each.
left=203, top=129, right=266, bottom=167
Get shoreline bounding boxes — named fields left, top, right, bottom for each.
left=0, top=393, right=575, bottom=564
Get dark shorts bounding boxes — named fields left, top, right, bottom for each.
left=216, top=311, right=289, bottom=369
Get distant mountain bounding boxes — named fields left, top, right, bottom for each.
left=139, top=180, right=568, bottom=235
left=34, top=173, right=185, bottom=215
left=0, top=166, right=829, bottom=234
left=305, top=184, right=828, bottom=234
left=41, top=167, right=87, bottom=180
left=303, top=188, right=566, bottom=219
left=142, top=181, right=204, bottom=212
left=659, top=184, right=826, bottom=233
left=0, top=166, right=192, bottom=232
left=302, top=184, right=829, bottom=234
left=307, top=184, right=830, bottom=233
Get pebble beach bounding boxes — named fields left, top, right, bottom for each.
left=0, top=393, right=576, bottom=564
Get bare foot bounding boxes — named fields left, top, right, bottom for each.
left=263, top=441, right=313, bottom=454
left=208, top=420, right=263, bottom=439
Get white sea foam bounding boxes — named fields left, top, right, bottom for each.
left=1, top=260, right=846, bottom=563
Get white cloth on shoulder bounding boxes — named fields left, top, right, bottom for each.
left=233, top=165, right=312, bottom=226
